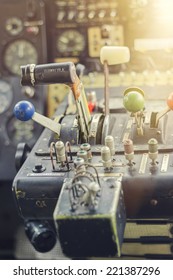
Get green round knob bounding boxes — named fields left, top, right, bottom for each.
left=123, top=90, right=145, bottom=113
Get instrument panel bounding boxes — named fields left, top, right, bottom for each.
left=1, top=0, right=173, bottom=260
left=0, top=80, right=13, bottom=114
left=0, top=76, right=47, bottom=181
left=0, top=0, right=47, bottom=76
left=1, top=0, right=173, bottom=178
left=44, top=0, right=173, bottom=73
left=3, top=39, right=38, bottom=75
left=46, top=0, right=124, bottom=63
left=0, top=0, right=47, bottom=181
left=1, top=0, right=173, bottom=74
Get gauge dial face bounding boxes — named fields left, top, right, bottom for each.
left=3, top=39, right=38, bottom=75
left=7, top=118, right=35, bottom=145
left=5, top=17, right=23, bottom=36
left=57, top=30, right=85, bottom=55
left=0, top=80, right=13, bottom=114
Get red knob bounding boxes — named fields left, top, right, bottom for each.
left=167, top=92, right=173, bottom=110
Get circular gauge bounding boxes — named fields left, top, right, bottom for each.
left=7, top=117, right=35, bottom=146
left=0, top=80, right=13, bottom=114
left=5, top=17, right=23, bottom=36
left=3, top=39, right=38, bottom=75
left=57, top=30, right=85, bottom=55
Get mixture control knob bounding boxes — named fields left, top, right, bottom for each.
left=167, top=92, right=173, bottom=110
left=14, top=101, right=61, bottom=136
left=123, top=87, right=145, bottom=113
left=151, top=92, right=173, bottom=128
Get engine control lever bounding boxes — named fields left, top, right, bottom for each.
left=100, top=46, right=130, bottom=116
left=13, top=100, right=61, bottom=136
left=151, top=92, right=173, bottom=128
left=123, top=87, right=145, bottom=135
left=20, top=62, right=91, bottom=142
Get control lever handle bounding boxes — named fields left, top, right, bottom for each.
left=20, top=62, right=91, bottom=142
left=100, top=46, right=130, bottom=116
left=123, top=87, right=145, bottom=113
left=13, top=100, right=61, bottom=136
left=123, top=87, right=145, bottom=135
left=21, top=62, right=76, bottom=86
left=151, top=92, right=173, bottom=128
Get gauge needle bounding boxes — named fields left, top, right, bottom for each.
left=18, top=43, right=24, bottom=58
left=59, top=37, right=69, bottom=44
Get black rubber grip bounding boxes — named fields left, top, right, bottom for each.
left=21, top=62, right=77, bottom=86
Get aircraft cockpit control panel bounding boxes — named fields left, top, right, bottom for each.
left=1, top=0, right=173, bottom=260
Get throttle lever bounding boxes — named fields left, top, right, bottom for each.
left=100, top=46, right=130, bottom=116
left=20, top=62, right=91, bottom=142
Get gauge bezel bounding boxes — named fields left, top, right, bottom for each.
left=56, top=29, right=86, bottom=56
left=3, top=39, right=38, bottom=75
left=0, top=80, right=13, bottom=114
left=6, top=116, right=36, bottom=146
left=5, top=16, right=23, bottom=36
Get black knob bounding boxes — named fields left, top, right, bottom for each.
left=32, top=163, right=46, bottom=173
left=25, top=220, right=57, bottom=253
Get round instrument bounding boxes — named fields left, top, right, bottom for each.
left=0, top=80, right=13, bottom=114
left=57, top=30, right=85, bottom=56
left=5, top=17, right=23, bottom=36
left=3, top=39, right=38, bottom=75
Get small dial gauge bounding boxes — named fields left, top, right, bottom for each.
left=57, top=30, right=85, bottom=55
left=3, top=39, right=38, bottom=75
left=0, top=80, right=13, bottom=114
left=7, top=117, right=35, bottom=146
left=5, top=17, right=23, bottom=36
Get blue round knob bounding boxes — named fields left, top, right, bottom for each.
left=13, top=101, right=35, bottom=121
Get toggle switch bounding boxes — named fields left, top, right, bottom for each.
left=148, top=138, right=158, bottom=165
left=124, top=139, right=134, bottom=166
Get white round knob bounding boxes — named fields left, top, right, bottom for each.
left=100, top=46, right=130, bottom=65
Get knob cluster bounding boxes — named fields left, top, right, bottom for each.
left=56, top=8, right=118, bottom=22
